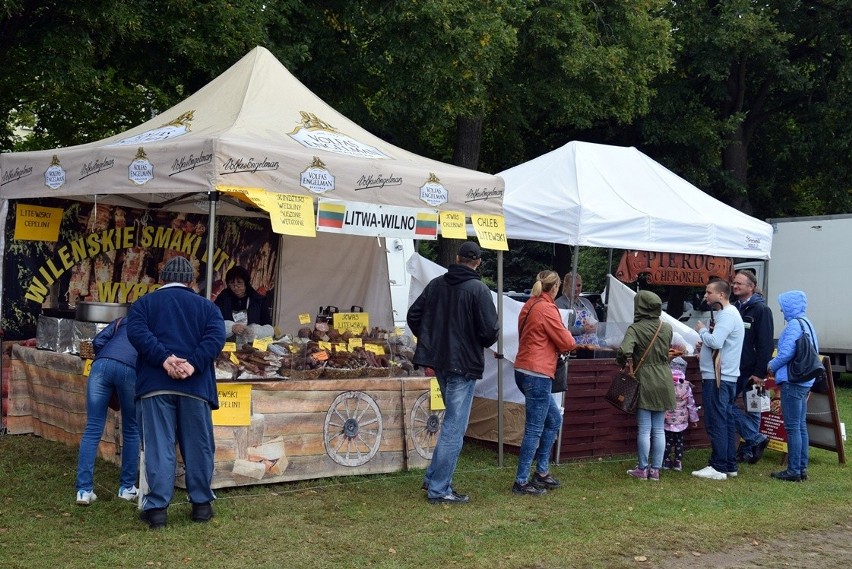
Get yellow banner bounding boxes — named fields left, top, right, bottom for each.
left=14, top=204, right=63, bottom=242
left=471, top=214, right=508, bottom=251
left=439, top=211, right=467, bottom=239
left=430, top=377, right=445, bottom=411
left=333, top=312, right=370, bottom=335
left=212, top=383, right=252, bottom=426
left=219, top=187, right=316, bottom=237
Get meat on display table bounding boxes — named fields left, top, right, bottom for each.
left=4, top=344, right=436, bottom=489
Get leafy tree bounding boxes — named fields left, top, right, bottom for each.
left=632, top=0, right=852, bottom=218
left=0, top=1, right=307, bottom=151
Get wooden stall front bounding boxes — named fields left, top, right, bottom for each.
left=468, top=356, right=710, bottom=461
left=5, top=344, right=436, bottom=489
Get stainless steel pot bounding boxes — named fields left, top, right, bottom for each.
left=75, top=302, right=131, bottom=323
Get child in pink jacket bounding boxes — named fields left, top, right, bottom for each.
left=663, top=357, right=700, bottom=471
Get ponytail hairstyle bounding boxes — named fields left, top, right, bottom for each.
left=530, top=270, right=561, bottom=298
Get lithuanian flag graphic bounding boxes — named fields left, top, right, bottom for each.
left=317, top=201, right=346, bottom=229
left=414, top=212, right=438, bottom=236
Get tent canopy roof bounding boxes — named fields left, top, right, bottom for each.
left=0, top=47, right=503, bottom=217
left=499, top=141, right=771, bottom=259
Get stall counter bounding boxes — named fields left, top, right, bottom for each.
left=5, top=344, right=435, bottom=489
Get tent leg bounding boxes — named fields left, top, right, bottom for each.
left=497, top=250, right=504, bottom=468
left=555, top=246, right=581, bottom=466
left=204, top=191, right=219, bottom=299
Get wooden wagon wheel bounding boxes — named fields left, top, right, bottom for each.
left=323, top=391, right=383, bottom=467
left=410, top=392, right=444, bottom=460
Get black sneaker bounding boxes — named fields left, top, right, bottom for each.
left=427, top=491, right=470, bottom=505
left=191, top=502, right=214, bottom=523
left=512, top=482, right=547, bottom=496
left=748, top=437, right=769, bottom=464
left=530, top=472, right=561, bottom=489
left=139, top=507, right=168, bottom=530
left=770, top=470, right=802, bottom=482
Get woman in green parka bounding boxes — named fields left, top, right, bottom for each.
left=617, top=290, right=676, bottom=481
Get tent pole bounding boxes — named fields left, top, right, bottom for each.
left=497, top=250, right=504, bottom=467
left=205, top=191, right=219, bottom=299
left=555, top=245, right=581, bottom=465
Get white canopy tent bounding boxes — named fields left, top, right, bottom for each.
left=501, top=141, right=772, bottom=258
left=469, top=140, right=773, bottom=456
left=0, top=46, right=504, bottom=332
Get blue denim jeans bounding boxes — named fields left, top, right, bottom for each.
left=424, top=370, right=476, bottom=499
left=780, top=381, right=810, bottom=475
left=76, top=358, right=139, bottom=492
left=733, top=376, right=765, bottom=450
left=514, top=370, right=562, bottom=484
left=702, top=378, right=738, bottom=473
left=636, top=408, right=666, bottom=470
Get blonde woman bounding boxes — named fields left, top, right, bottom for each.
left=513, top=270, right=576, bottom=495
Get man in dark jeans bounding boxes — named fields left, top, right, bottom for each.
left=407, top=241, right=499, bottom=505
left=731, top=270, right=774, bottom=464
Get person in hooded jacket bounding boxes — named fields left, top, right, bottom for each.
left=767, top=290, right=819, bottom=482
left=617, top=291, right=675, bottom=481
left=731, top=270, right=774, bottom=464
left=407, top=241, right=499, bottom=505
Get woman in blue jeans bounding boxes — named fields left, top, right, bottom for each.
left=75, top=317, right=140, bottom=505
left=767, top=290, right=818, bottom=482
left=512, top=270, right=576, bottom=495
left=616, top=291, right=675, bottom=481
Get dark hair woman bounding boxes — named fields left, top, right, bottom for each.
left=214, top=266, right=273, bottom=346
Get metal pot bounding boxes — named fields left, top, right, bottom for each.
left=75, top=301, right=131, bottom=323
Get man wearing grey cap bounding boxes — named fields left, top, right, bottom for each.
left=407, top=241, right=499, bottom=504
left=126, top=255, right=226, bottom=529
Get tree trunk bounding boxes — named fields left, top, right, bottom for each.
left=437, top=116, right=484, bottom=266
left=723, top=123, right=753, bottom=214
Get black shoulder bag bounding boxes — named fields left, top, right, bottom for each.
left=788, top=318, right=826, bottom=384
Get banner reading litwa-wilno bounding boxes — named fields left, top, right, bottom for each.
left=2, top=198, right=278, bottom=340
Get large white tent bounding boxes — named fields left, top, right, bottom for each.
left=466, top=140, right=773, bottom=450
left=0, top=47, right=504, bottom=332
left=501, top=141, right=772, bottom=259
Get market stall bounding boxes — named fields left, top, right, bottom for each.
left=470, top=140, right=774, bottom=460
left=0, top=47, right=505, bottom=485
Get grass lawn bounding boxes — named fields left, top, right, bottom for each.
left=1, top=388, right=850, bottom=569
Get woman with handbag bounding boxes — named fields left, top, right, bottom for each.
left=616, top=291, right=675, bottom=481
left=512, top=270, right=576, bottom=496
left=766, top=290, right=819, bottom=482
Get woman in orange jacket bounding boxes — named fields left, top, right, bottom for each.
left=512, top=270, right=576, bottom=495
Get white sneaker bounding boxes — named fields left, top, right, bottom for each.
left=118, top=486, right=139, bottom=501
left=726, top=471, right=738, bottom=478
left=76, top=490, right=97, bottom=505
left=691, top=466, right=727, bottom=480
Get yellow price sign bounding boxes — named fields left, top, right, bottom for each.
left=365, top=343, right=386, bottom=355
left=429, top=377, right=445, bottom=411
left=348, top=337, right=363, bottom=350
left=439, top=211, right=467, bottom=239
left=229, top=352, right=240, bottom=365
left=333, top=312, right=370, bottom=335
left=222, top=342, right=237, bottom=352
left=253, top=337, right=271, bottom=351
left=298, top=313, right=312, bottom=325
left=82, top=359, right=93, bottom=376
left=319, top=341, right=332, bottom=351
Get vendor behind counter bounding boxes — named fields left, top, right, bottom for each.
left=214, top=266, right=273, bottom=346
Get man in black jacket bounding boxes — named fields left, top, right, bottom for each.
left=732, top=270, right=774, bottom=464
left=408, top=241, right=499, bottom=504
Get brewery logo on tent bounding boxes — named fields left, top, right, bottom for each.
left=129, top=147, right=154, bottom=185
left=289, top=111, right=390, bottom=160
left=419, top=173, right=448, bottom=206
left=171, top=148, right=213, bottom=176
left=44, top=155, right=66, bottom=190
left=355, top=172, right=403, bottom=192
left=300, top=157, right=336, bottom=194
left=109, top=110, right=195, bottom=147
left=79, top=157, right=115, bottom=181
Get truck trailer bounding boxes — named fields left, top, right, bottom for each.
left=736, top=214, right=852, bottom=374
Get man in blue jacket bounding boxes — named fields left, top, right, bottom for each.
left=127, top=256, right=226, bottom=529
left=407, top=241, right=499, bottom=505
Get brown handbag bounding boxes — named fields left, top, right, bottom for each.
left=605, top=321, right=663, bottom=414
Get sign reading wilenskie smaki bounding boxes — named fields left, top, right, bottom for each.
left=615, top=250, right=734, bottom=286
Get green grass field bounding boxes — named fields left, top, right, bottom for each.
left=1, top=388, right=850, bottom=569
